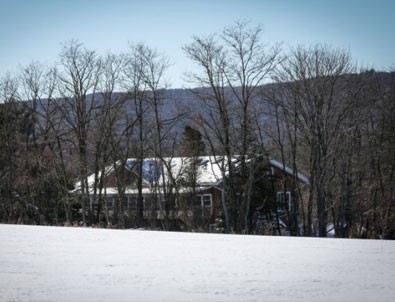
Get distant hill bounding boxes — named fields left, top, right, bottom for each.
left=31, top=70, right=395, bottom=154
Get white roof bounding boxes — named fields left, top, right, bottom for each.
left=73, top=156, right=309, bottom=194
left=269, top=159, right=310, bottom=185
left=73, top=156, right=225, bottom=194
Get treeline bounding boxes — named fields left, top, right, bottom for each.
left=0, top=21, right=394, bottom=238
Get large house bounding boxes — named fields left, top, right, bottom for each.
left=73, top=155, right=309, bottom=233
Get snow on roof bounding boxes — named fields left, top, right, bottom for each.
left=73, top=156, right=309, bottom=194
left=72, top=156, right=225, bottom=194
left=269, top=159, right=310, bottom=185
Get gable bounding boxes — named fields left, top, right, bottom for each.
left=103, top=166, right=146, bottom=189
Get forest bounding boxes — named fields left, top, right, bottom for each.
left=0, top=21, right=394, bottom=238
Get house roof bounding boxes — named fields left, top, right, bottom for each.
left=269, top=159, right=310, bottom=185
left=73, top=155, right=309, bottom=194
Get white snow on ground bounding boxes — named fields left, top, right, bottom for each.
left=1, top=225, right=395, bottom=302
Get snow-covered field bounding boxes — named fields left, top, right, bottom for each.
left=1, top=225, right=394, bottom=301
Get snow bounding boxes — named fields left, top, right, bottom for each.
left=73, top=156, right=224, bottom=195
left=1, top=225, right=394, bottom=301
left=269, top=159, right=310, bottom=185
left=74, top=156, right=310, bottom=197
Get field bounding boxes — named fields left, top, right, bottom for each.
left=1, top=224, right=394, bottom=301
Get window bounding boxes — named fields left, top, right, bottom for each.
left=277, top=191, right=292, bottom=212
left=196, top=194, right=213, bottom=217
left=127, top=196, right=137, bottom=210
left=196, top=194, right=212, bottom=207
left=203, top=195, right=212, bottom=207
left=127, top=196, right=147, bottom=211
left=107, top=197, right=116, bottom=208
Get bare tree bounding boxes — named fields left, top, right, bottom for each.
left=57, top=40, right=101, bottom=226
left=90, top=52, right=126, bottom=226
left=140, top=44, right=178, bottom=230
left=123, top=43, right=151, bottom=228
left=356, top=71, right=395, bottom=238
left=18, top=62, right=56, bottom=224
left=0, top=73, right=21, bottom=223
left=184, top=21, right=281, bottom=233
left=273, top=44, right=358, bottom=237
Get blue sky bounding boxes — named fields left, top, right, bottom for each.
left=0, top=0, right=394, bottom=88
